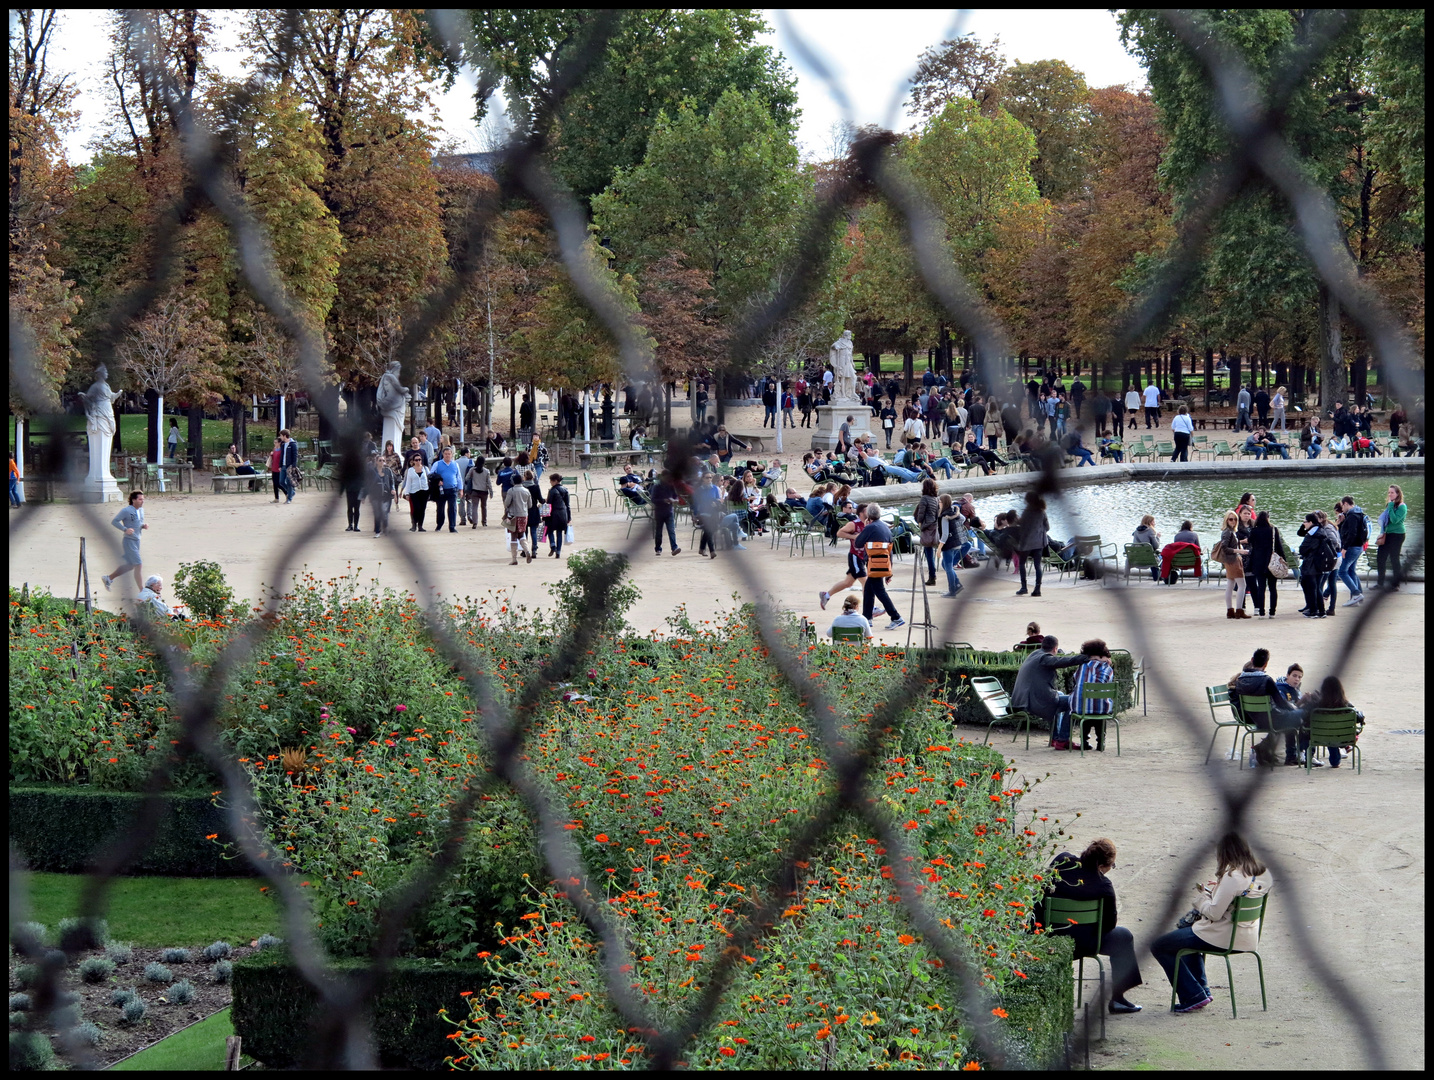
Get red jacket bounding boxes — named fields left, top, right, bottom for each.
left=1160, top=540, right=1203, bottom=579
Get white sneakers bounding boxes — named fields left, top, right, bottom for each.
left=101, top=575, right=111, bottom=591
left=1342, top=594, right=1365, bottom=607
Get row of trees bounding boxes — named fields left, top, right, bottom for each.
left=9, top=9, right=1425, bottom=456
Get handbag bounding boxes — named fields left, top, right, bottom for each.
left=565, top=524, right=575, bottom=544
left=1175, top=908, right=1202, bottom=929
left=1375, top=534, right=1385, bottom=546
left=1269, top=552, right=1293, bottom=579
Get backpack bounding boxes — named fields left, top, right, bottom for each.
left=1317, top=533, right=1339, bottom=573
left=864, top=541, right=893, bottom=579
left=1349, top=510, right=1369, bottom=547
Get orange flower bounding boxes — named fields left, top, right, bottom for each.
left=898, top=934, right=916, bottom=945
left=904, top=820, right=919, bottom=830
left=595, top=834, right=610, bottom=843
left=990, top=1007, right=1008, bottom=1019
left=718, top=1047, right=736, bottom=1057
left=530, top=991, right=551, bottom=1001
left=815, top=1026, right=832, bottom=1039
left=963, top=1062, right=982, bottom=1071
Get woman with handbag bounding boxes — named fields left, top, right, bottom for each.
left=914, top=478, right=942, bottom=587
left=1245, top=511, right=1289, bottom=617
left=402, top=455, right=431, bottom=531
left=545, top=473, right=571, bottom=558
left=1374, top=484, right=1407, bottom=591
left=1150, top=832, right=1272, bottom=1014
left=1217, top=510, right=1250, bottom=619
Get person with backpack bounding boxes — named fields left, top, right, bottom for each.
left=1295, top=512, right=1338, bottom=617
left=465, top=454, right=491, bottom=528
left=853, top=504, right=905, bottom=630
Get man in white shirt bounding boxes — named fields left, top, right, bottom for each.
left=1143, top=382, right=1162, bottom=428
left=1124, top=387, right=1142, bottom=428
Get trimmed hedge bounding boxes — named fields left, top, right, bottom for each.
left=232, top=952, right=487, bottom=1070
left=936, top=651, right=1136, bottom=728
left=1001, top=932, right=1074, bottom=1067
left=8, top=787, right=251, bottom=877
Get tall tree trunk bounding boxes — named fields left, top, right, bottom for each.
left=187, top=404, right=204, bottom=468
left=1317, top=283, right=1346, bottom=410
left=902, top=351, right=914, bottom=394
left=1273, top=362, right=1287, bottom=392
left=145, top=389, right=160, bottom=463
left=1204, top=349, right=1215, bottom=411
left=1291, top=363, right=1305, bottom=403
left=1351, top=354, right=1367, bottom=405
left=1171, top=347, right=1183, bottom=394
left=231, top=398, right=247, bottom=459
left=1227, top=354, right=1242, bottom=408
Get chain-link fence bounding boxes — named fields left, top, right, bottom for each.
left=8, top=9, right=1421, bottom=1070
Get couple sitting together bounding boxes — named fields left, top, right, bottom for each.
left=1011, top=635, right=1118, bottom=752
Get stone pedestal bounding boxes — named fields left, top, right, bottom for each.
left=382, top=416, right=405, bottom=460
left=810, top=402, right=873, bottom=452
left=83, top=430, right=122, bottom=503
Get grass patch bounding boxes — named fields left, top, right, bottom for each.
left=19, top=873, right=277, bottom=947
left=111, top=1007, right=249, bottom=1071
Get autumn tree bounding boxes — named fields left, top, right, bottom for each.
left=115, top=293, right=225, bottom=460
left=906, top=33, right=1006, bottom=119
left=9, top=8, right=80, bottom=414
left=637, top=249, right=726, bottom=386
left=992, top=59, right=1092, bottom=202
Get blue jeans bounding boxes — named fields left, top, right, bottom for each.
left=1048, top=694, right=1074, bottom=742
left=533, top=462, right=544, bottom=481
left=1150, top=927, right=1213, bottom=1007
left=655, top=512, right=678, bottom=552
left=1071, top=447, right=1095, bottom=466
left=885, top=464, right=921, bottom=483
left=1336, top=548, right=1363, bottom=595
left=942, top=541, right=970, bottom=592
left=278, top=469, right=295, bottom=501
left=971, top=424, right=983, bottom=447
left=550, top=522, right=565, bottom=554
left=929, top=456, right=955, bottom=478
left=763, top=405, right=777, bottom=427
left=8, top=476, right=20, bottom=506
left=1305, top=445, right=1321, bottom=459
left=1266, top=444, right=1289, bottom=459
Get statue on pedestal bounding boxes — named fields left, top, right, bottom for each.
left=78, top=364, right=123, bottom=501
left=376, top=360, right=408, bottom=453
left=829, top=330, right=858, bottom=403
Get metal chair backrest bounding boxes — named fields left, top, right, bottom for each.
left=1013, top=641, right=1041, bottom=653
left=1170, top=547, right=1201, bottom=571
left=830, top=624, right=866, bottom=643
left=1074, top=683, right=1118, bottom=713
left=969, top=676, right=1006, bottom=700
left=1040, top=893, right=1106, bottom=955
left=1238, top=694, right=1273, bottom=726
left=1307, top=707, right=1360, bottom=748
left=1221, top=892, right=1268, bottom=952
left=1126, top=543, right=1159, bottom=566
left=1206, top=685, right=1233, bottom=717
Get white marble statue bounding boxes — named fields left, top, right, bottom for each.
left=77, top=363, right=123, bottom=501
left=376, top=360, right=408, bottom=453
left=829, top=330, right=858, bottom=403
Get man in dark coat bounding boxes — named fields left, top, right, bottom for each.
left=1011, top=635, right=1086, bottom=749
left=1043, top=838, right=1144, bottom=1013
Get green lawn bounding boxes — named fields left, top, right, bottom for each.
left=12, top=413, right=314, bottom=459
left=111, top=1007, right=251, bottom=1071
left=19, top=873, right=277, bottom=948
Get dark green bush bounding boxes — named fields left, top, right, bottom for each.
left=999, top=933, right=1074, bottom=1067
left=9, top=1030, right=55, bottom=1070
left=936, top=650, right=1135, bottom=727
left=232, top=952, right=489, bottom=1070
left=8, top=787, right=251, bottom=876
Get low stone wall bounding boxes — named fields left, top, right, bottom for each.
left=850, top=455, right=1425, bottom=505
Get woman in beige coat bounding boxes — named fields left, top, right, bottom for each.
left=1150, top=832, right=1273, bottom=1013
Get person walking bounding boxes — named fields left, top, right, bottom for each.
left=937, top=494, right=970, bottom=598
left=268, top=438, right=283, bottom=500
left=781, top=388, right=796, bottom=427
left=1123, top=385, right=1141, bottom=430
left=1170, top=405, right=1194, bottom=461
left=1150, top=832, right=1272, bottom=1014
left=342, top=451, right=366, bottom=531
left=1217, top=510, right=1250, bottom=618
left=465, top=454, right=491, bottom=528
left=651, top=469, right=682, bottom=556
left=454, top=447, right=474, bottom=525
left=545, top=473, right=572, bottom=557
left=278, top=429, right=298, bottom=503
left=503, top=474, right=533, bottom=564
left=1143, top=380, right=1162, bottom=428
left=367, top=451, right=394, bottom=537
left=10, top=455, right=23, bottom=506
left=102, top=491, right=148, bottom=593
left=1236, top=383, right=1252, bottom=432
left=166, top=417, right=180, bottom=462
left=522, top=469, right=544, bottom=553
left=1271, top=386, right=1287, bottom=432
left=854, top=504, right=905, bottom=630
left=402, top=455, right=431, bottom=531
left=432, top=445, right=463, bottom=533
left=1374, top=484, right=1406, bottom=591
left=1014, top=492, right=1050, bottom=597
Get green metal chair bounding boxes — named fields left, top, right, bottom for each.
left=1073, top=535, right=1118, bottom=580
left=975, top=680, right=1042, bottom=750
left=623, top=497, right=653, bottom=538
left=1012, top=641, right=1042, bottom=654
left=830, top=624, right=868, bottom=644
left=1124, top=543, right=1160, bottom=584
left=1237, top=694, right=1280, bottom=769
left=1167, top=546, right=1204, bottom=585
left=1169, top=892, right=1269, bottom=1018
left=582, top=471, right=610, bottom=508
left=1306, top=707, right=1363, bottom=774
left=1068, top=684, right=1121, bottom=756
left=1213, top=440, right=1236, bottom=461
left=1204, top=685, right=1245, bottom=763
left=1155, top=441, right=1175, bottom=459
left=1038, top=893, right=1107, bottom=1041
left=1109, top=649, right=1145, bottom=715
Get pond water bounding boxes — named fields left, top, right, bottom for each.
left=965, top=475, right=1424, bottom=575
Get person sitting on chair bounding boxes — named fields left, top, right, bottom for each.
left=1012, top=635, right=1088, bottom=751
left=1072, top=639, right=1116, bottom=751
left=781, top=487, right=806, bottom=510
left=617, top=477, right=648, bottom=505
left=1013, top=621, right=1043, bottom=650
left=1043, top=838, right=1145, bottom=1014
left=826, top=593, right=873, bottom=640
left=1231, top=648, right=1304, bottom=766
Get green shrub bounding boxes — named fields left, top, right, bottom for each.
left=8, top=788, right=249, bottom=876
left=57, top=915, right=108, bottom=951
left=168, top=979, right=195, bottom=1005
left=11, top=966, right=37, bottom=990
left=10, top=1030, right=55, bottom=1070
left=121, top=997, right=147, bottom=1024
left=110, top=988, right=136, bottom=1007
left=546, top=549, right=640, bottom=632
left=254, top=934, right=282, bottom=951
left=201, top=941, right=232, bottom=961
left=52, top=1003, right=82, bottom=1030
left=43, top=949, right=66, bottom=968
left=231, top=953, right=489, bottom=1070
left=7, top=1013, right=24, bottom=1031
left=999, top=934, right=1074, bottom=1067
left=64, top=1020, right=102, bottom=1049
left=160, top=948, right=190, bottom=964
left=77, top=957, right=115, bottom=984
left=210, top=960, right=233, bottom=985
left=172, top=560, right=234, bottom=620
left=11, top=922, right=45, bottom=955
left=143, top=962, right=172, bottom=984
left=105, top=942, right=134, bottom=965
left=7, top=995, right=29, bottom=1013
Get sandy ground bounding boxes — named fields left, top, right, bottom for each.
left=8, top=469, right=1425, bottom=1070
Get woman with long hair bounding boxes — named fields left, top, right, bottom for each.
left=1375, top=484, right=1407, bottom=591
left=1246, top=510, right=1288, bottom=618
left=1218, top=510, right=1250, bottom=618
left=1305, top=675, right=1364, bottom=768
left=1014, top=492, right=1050, bottom=597
left=1150, top=832, right=1272, bottom=1013
left=914, top=477, right=942, bottom=587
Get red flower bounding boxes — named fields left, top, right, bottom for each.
left=718, top=1047, right=737, bottom=1057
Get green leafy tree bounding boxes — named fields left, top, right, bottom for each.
left=1363, top=9, right=1424, bottom=231
left=592, top=88, right=808, bottom=324
left=992, top=59, right=1092, bottom=202
left=907, top=32, right=1006, bottom=119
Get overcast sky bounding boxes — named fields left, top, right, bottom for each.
left=33, top=9, right=1149, bottom=165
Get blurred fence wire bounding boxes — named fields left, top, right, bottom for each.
left=7, top=8, right=1419, bottom=1070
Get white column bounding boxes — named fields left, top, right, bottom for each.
left=582, top=387, right=591, bottom=455
left=775, top=379, right=784, bottom=453
left=155, top=394, right=167, bottom=492
left=14, top=416, right=24, bottom=503
left=278, top=394, right=286, bottom=435
left=456, top=378, right=465, bottom=440
left=252, top=394, right=258, bottom=422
